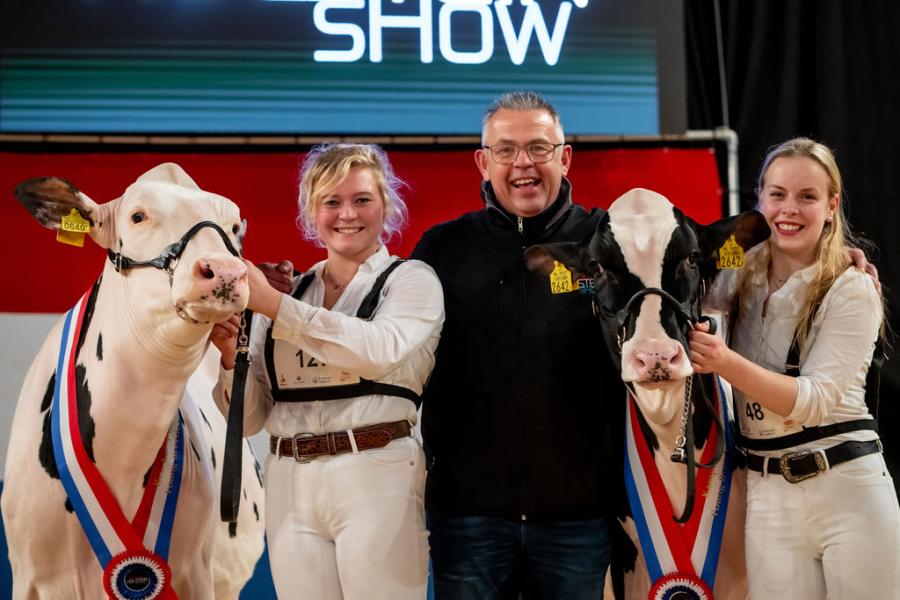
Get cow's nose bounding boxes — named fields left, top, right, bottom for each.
left=630, top=341, right=682, bottom=382
left=194, top=256, right=248, bottom=286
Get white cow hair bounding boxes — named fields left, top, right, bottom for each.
left=135, top=162, right=201, bottom=189
left=607, top=188, right=678, bottom=288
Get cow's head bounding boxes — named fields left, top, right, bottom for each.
left=527, top=188, right=769, bottom=395
left=15, top=163, right=249, bottom=326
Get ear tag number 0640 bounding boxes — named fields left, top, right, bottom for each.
left=57, top=208, right=91, bottom=247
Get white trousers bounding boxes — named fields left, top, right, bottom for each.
left=264, top=436, right=429, bottom=600
left=745, top=452, right=900, bottom=600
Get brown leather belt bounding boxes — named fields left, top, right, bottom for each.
left=270, top=420, right=411, bottom=463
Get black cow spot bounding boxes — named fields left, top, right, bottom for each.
left=253, top=502, right=259, bottom=522
left=198, top=407, right=212, bottom=431
left=38, top=365, right=97, bottom=514
left=38, top=375, right=59, bottom=480
left=647, top=364, right=672, bottom=382
left=96, top=333, right=103, bottom=361
left=243, top=489, right=247, bottom=500
left=608, top=517, right=638, bottom=599
left=210, top=447, right=216, bottom=469
left=228, top=522, right=237, bottom=538
left=142, top=465, right=152, bottom=488
left=189, top=438, right=202, bottom=463
left=252, top=455, right=263, bottom=488
left=40, top=373, right=55, bottom=413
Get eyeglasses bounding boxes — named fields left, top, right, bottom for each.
left=481, top=143, right=564, bottom=164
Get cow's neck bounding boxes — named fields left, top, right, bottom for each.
left=631, top=382, right=687, bottom=453
left=73, top=271, right=209, bottom=512
left=633, top=375, right=714, bottom=513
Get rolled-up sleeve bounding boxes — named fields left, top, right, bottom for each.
left=270, top=261, right=445, bottom=381
left=788, top=273, right=882, bottom=426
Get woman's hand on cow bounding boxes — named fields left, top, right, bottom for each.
left=246, top=259, right=285, bottom=320
left=257, top=260, right=294, bottom=294
left=688, top=321, right=732, bottom=375
left=210, top=314, right=240, bottom=370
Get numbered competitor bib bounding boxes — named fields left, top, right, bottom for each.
left=736, top=390, right=802, bottom=439
left=272, top=341, right=361, bottom=390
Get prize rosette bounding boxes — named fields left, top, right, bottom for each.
left=649, top=572, right=713, bottom=600
left=102, top=549, right=171, bottom=600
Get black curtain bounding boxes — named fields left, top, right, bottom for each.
left=686, top=0, right=900, bottom=475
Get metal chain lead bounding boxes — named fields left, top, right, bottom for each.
left=671, top=375, right=692, bottom=463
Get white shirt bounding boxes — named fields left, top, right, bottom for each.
left=708, top=243, right=882, bottom=454
left=214, top=245, right=445, bottom=437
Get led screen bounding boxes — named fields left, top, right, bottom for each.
left=0, top=0, right=685, bottom=135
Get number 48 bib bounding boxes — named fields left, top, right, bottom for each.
left=736, top=391, right=803, bottom=439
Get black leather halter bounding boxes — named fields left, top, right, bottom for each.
left=107, top=220, right=241, bottom=274
left=107, top=220, right=242, bottom=324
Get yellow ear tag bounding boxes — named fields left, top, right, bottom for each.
left=57, top=208, right=91, bottom=247
left=716, top=234, right=745, bottom=269
left=550, top=260, right=574, bottom=294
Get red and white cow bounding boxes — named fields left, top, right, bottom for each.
left=527, top=188, right=769, bottom=600
left=2, top=164, right=265, bottom=599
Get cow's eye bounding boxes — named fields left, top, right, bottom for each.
left=232, top=224, right=240, bottom=235
left=131, top=212, right=145, bottom=224
left=686, top=252, right=699, bottom=266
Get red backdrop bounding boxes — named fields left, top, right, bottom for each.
left=0, top=147, right=723, bottom=313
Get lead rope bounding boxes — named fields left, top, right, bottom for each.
left=220, top=310, right=253, bottom=523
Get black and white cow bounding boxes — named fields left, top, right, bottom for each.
left=2, top=164, right=265, bottom=598
left=527, top=188, right=769, bottom=600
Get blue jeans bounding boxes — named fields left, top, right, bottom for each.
left=426, top=512, right=611, bottom=600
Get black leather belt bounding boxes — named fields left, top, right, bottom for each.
left=746, top=439, right=882, bottom=483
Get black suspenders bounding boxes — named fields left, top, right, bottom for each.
left=263, top=259, right=422, bottom=407
left=736, top=305, right=881, bottom=452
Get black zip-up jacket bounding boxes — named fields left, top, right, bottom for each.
left=411, top=178, right=624, bottom=520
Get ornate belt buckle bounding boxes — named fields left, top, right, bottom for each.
left=779, top=450, right=826, bottom=483
left=291, top=433, right=316, bottom=463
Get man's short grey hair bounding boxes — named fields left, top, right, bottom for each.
left=482, top=91, right=564, bottom=143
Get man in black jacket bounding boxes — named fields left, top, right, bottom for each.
left=412, top=91, right=623, bottom=599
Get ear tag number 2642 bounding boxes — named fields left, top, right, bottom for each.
left=716, top=234, right=745, bottom=269
left=550, top=260, right=573, bottom=294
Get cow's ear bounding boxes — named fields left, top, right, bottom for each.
left=525, top=241, right=593, bottom=279
left=15, top=176, right=98, bottom=230
left=696, top=210, right=770, bottom=273
left=14, top=177, right=118, bottom=249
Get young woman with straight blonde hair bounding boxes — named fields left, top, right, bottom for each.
left=689, top=137, right=900, bottom=599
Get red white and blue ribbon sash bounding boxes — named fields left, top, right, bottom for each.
left=51, top=289, right=184, bottom=599
left=623, top=375, right=734, bottom=597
